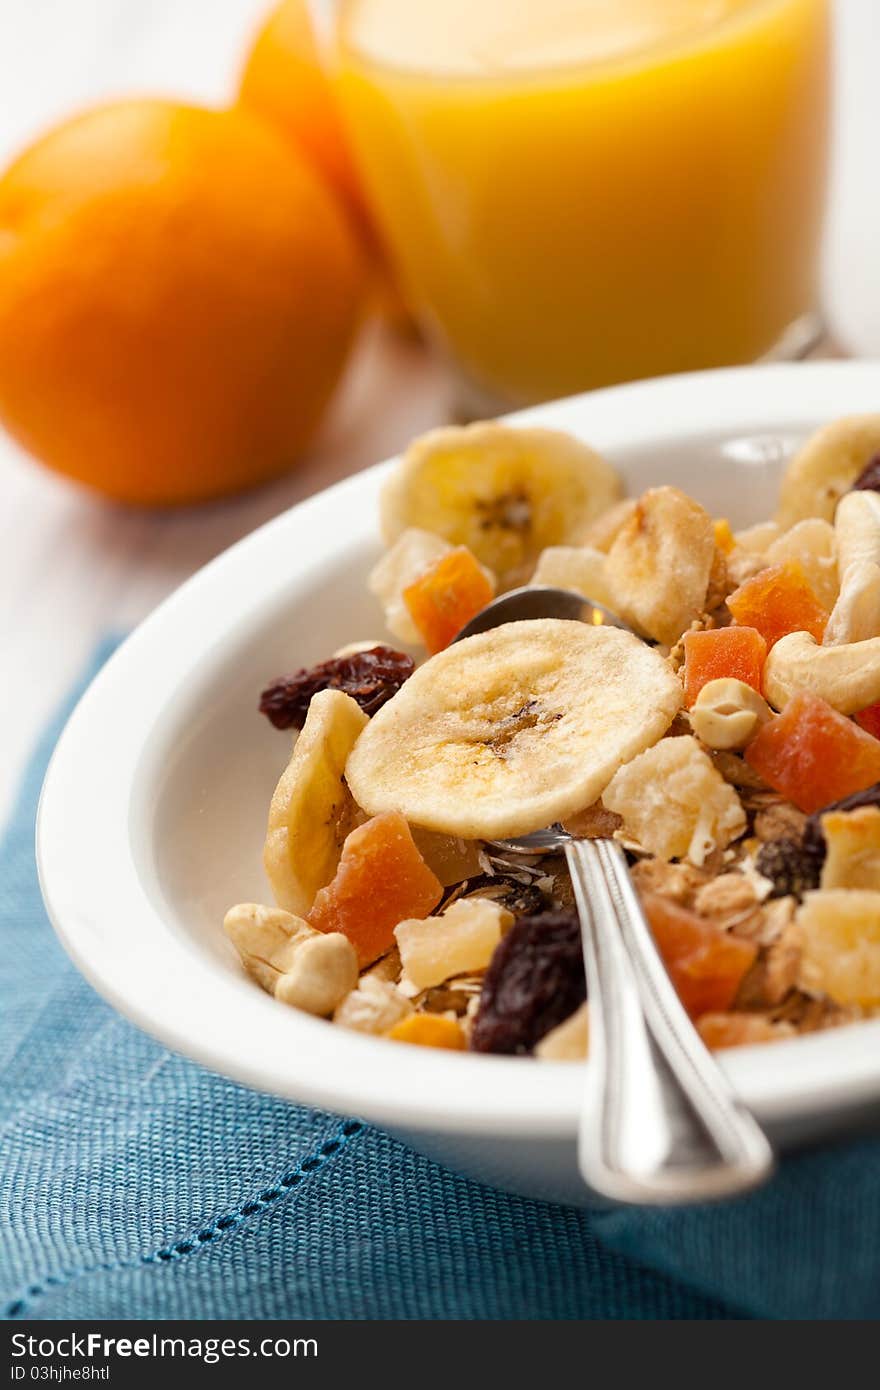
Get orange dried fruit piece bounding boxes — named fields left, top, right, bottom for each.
left=713, top=518, right=736, bottom=555
left=697, top=1013, right=795, bottom=1050
left=727, top=560, right=828, bottom=649
left=403, top=546, right=493, bottom=654
left=682, top=626, right=767, bottom=708
left=386, top=1014, right=466, bottom=1050
left=745, top=692, right=880, bottom=814
left=641, top=892, right=758, bottom=1019
left=308, top=811, right=443, bottom=967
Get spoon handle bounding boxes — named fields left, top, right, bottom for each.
left=564, top=837, right=774, bottom=1204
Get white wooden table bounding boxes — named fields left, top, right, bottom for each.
left=0, top=0, right=877, bottom=830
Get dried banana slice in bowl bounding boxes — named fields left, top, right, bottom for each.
left=264, top=689, right=368, bottom=915
left=345, top=619, right=681, bottom=840
left=777, top=415, right=880, bottom=527
left=380, top=423, right=622, bottom=588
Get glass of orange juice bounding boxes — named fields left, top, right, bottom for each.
left=332, top=0, right=830, bottom=412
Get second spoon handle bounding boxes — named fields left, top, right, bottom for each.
left=565, top=837, right=774, bottom=1204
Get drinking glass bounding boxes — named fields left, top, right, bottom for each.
left=325, top=0, right=831, bottom=412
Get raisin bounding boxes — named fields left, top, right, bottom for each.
left=470, top=911, right=585, bottom=1055
left=457, top=873, right=549, bottom=917
left=755, top=837, right=821, bottom=899
left=803, top=780, right=880, bottom=856
left=851, top=454, right=880, bottom=493
left=259, top=647, right=414, bottom=729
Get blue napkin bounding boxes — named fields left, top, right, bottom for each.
left=0, top=641, right=877, bottom=1322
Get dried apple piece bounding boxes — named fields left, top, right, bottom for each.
left=797, top=890, right=880, bottom=1006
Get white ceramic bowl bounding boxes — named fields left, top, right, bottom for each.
left=38, top=362, right=880, bottom=1206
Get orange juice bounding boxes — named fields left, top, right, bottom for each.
left=336, top=0, right=830, bottom=407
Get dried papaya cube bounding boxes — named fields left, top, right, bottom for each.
left=713, top=518, right=736, bottom=555
left=727, top=560, right=828, bottom=649
left=308, top=811, right=443, bottom=967
left=386, top=1014, right=466, bottom=1050
left=745, top=693, right=880, bottom=814
left=855, top=701, right=880, bottom=741
left=697, top=1013, right=795, bottom=1050
left=682, top=626, right=767, bottom=707
left=403, top=546, right=494, bottom=653
left=641, top=892, right=758, bottom=1019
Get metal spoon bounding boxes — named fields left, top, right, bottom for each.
left=455, top=587, right=774, bottom=1204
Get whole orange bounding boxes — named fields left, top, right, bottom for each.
left=239, top=0, right=371, bottom=243
left=239, top=0, right=412, bottom=329
left=0, top=100, right=366, bottom=505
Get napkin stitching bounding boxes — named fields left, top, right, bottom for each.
left=2, top=1118, right=365, bottom=1319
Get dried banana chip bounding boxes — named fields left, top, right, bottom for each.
left=345, top=619, right=681, bottom=839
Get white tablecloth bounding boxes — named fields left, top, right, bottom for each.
left=0, top=0, right=876, bottom=829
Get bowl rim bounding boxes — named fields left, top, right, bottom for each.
left=36, top=360, right=880, bottom=1138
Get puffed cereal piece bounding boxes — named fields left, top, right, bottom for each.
left=602, top=735, right=746, bottom=865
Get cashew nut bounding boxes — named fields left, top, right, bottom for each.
left=825, top=491, right=880, bottom=644
left=763, top=630, right=880, bottom=714
left=690, top=678, right=772, bottom=751
left=224, top=902, right=358, bottom=1016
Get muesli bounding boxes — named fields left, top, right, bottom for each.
left=225, top=415, right=880, bottom=1058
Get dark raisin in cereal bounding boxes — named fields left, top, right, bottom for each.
left=470, top=911, right=585, bottom=1055
left=803, top=780, right=880, bottom=857
left=259, top=647, right=414, bottom=729
left=755, top=837, right=822, bottom=899
left=850, top=453, right=880, bottom=494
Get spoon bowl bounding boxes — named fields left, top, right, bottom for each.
left=454, top=584, right=633, bottom=643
